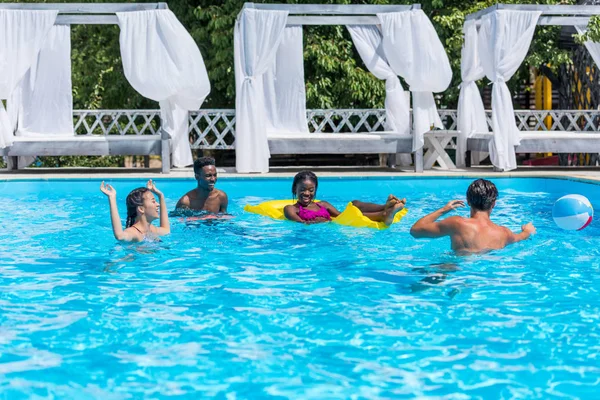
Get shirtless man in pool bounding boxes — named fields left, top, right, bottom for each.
left=175, top=157, right=228, bottom=215
left=410, top=179, right=536, bottom=254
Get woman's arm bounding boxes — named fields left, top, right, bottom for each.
left=100, top=182, right=137, bottom=241
left=319, top=201, right=342, bottom=218
left=284, top=205, right=305, bottom=222
left=147, top=180, right=170, bottom=236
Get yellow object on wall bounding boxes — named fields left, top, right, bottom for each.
left=534, top=69, right=553, bottom=157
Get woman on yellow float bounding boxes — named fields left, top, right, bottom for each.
left=245, top=171, right=408, bottom=229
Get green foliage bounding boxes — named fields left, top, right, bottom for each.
left=431, top=0, right=574, bottom=106
left=304, top=24, right=385, bottom=108
left=35, top=156, right=124, bottom=168
left=574, top=15, right=600, bottom=44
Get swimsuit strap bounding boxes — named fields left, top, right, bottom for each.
left=131, top=225, right=144, bottom=235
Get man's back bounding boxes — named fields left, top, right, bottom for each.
left=409, top=185, right=535, bottom=255
left=443, top=216, right=515, bottom=254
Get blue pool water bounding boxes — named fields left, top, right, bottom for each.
left=1, top=177, right=600, bottom=398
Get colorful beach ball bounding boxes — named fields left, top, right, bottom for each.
left=552, top=194, right=594, bottom=231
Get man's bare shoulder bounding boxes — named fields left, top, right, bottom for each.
left=442, top=215, right=468, bottom=225
left=499, top=224, right=515, bottom=236
left=435, top=215, right=468, bottom=234
left=177, top=189, right=197, bottom=206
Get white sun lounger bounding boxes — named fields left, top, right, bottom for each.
left=467, top=131, right=600, bottom=155
left=267, top=131, right=423, bottom=172
left=0, top=132, right=171, bottom=173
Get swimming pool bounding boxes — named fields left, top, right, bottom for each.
left=0, top=176, right=599, bottom=398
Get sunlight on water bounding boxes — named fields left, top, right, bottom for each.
left=0, top=177, right=599, bottom=398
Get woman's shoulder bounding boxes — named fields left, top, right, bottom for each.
left=123, top=226, right=144, bottom=242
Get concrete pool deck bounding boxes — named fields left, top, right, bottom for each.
left=2, top=166, right=600, bottom=183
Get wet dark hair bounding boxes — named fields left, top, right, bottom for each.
left=125, top=187, right=150, bottom=228
left=291, top=170, right=318, bottom=198
left=194, top=157, right=216, bottom=175
left=466, top=179, right=498, bottom=211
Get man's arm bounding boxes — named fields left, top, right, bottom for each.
left=507, top=222, right=536, bottom=244
left=410, top=200, right=464, bottom=239
left=175, top=194, right=191, bottom=210
left=220, top=191, right=229, bottom=213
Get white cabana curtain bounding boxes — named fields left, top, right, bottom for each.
left=377, top=10, right=452, bottom=151
left=347, top=25, right=410, bottom=135
left=456, top=20, right=488, bottom=167
left=575, top=26, right=600, bottom=73
left=263, top=25, right=308, bottom=135
left=117, top=9, right=211, bottom=168
left=0, top=10, right=58, bottom=149
left=11, top=25, right=73, bottom=138
left=234, top=9, right=288, bottom=173
left=9, top=25, right=73, bottom=168
left=478, top=10, right=541, bottom=171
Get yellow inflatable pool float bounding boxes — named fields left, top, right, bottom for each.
left=244, top=200, right=407, bottom=230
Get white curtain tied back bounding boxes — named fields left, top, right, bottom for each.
left=234, top=9, right=289, bottom=173
left=0, top=10, right=58, bottom=149
left=347, top=25, right=409, bottom=135
left=8, top=25, right=73, bottom=168
left=478, top=10, right=541, bottom=171
left=11, top=25, right=74, bottom=139
left=117, top=9, right=211, bottom=168
left=263, top=25, right=308, bottom=136
left=377, top=10, right=452, bottom=151
left=456, top=19, right=488, bottom=167
left=575, top=26, right=600, bottom=71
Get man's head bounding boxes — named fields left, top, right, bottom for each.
left=194, top=157, right=217, bottom=191
left=466, top=179, right=498, bottom=212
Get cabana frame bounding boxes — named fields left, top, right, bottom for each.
left=244, top=3, right=420, bottom=26
left=466, top=4, right=600, bottom=26
left=0, top=3, right=171, bottom=173
left=0, top=3, right=168, bottom=24
left=239, top=3, right=440, bottom=173
left=462, top=3, right=600, bottom=170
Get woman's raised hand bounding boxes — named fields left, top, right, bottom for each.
left=146, top=179, right=163, bottom=196
left=100, top=181, right=117, bottom=198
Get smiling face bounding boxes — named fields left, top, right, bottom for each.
left=138, top=191, right=160, bottom=222
left=195, top=165, right=217, bottom=191
left=295, top=179, right=317, bottom=207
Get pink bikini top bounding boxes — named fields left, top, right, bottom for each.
left=298, top=203, right=331, bottom=221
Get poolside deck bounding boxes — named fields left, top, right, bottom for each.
left=2, top=166, right=600, bottom=183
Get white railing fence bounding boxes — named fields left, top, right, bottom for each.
left=73, top=110, right=161, bottom=136
left=72, top=109, right=600, bottom=151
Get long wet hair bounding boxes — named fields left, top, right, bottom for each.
left=291, top=170, right=318, bottom=199
left=125, top=187, right=150, bottom=228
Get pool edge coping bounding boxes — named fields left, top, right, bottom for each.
left=2, top=171, right=600, bottom=186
